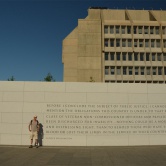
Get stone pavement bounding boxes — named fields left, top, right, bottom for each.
left=0, top=145, right=166, bottom=166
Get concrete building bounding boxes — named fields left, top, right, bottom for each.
left=62, top=8, right=166, bottom=83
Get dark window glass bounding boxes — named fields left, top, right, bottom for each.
left=128, top=53, right=132, bottom=61
left=105, top=39, right=109, bottom=47
left=104, top=26, right=108, bottom=34
left=105, top=52, right=109, bottom=60
left=110, top=53, right=114, bottom=60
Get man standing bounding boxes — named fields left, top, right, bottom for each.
left=28, top=115, right=39, bottom=148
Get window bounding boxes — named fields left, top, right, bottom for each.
left=104, top=26, right=108, bottom=34
left=110, top=67, right=115, bottom=75
left=152, top=53, right=155, bottom=61
left=134, top=39, right=138, bottom=47
left=129, top=67, right=133, bottom=75
left=123, top=67, right=127, bottom=75
left=146, top=53, right=150, bottom=61
left=140, top=53, right=144, bottom=61
left=162, top=27, right=166, bottom=34
left=156, top=40, right=160, bottom=48
left=155, top=27, right=159, bottom=34
left=147, top=67, right=151, bottom=75
left=110, top=53, right=115, bottom=60
left=121, top=26, right=125, bottom=34
left=116, top=26, right=120, bottom=34
left=105, top=66, right=109, bottom=75
left=122, top=39, right=126, bottom=47
left=157, top=53, right=161, bottom=61
left=138, top=26, right=143, bottom=34
left=122, top=53, right=126, bottom=61
left=110, top=26, right=114, bottom=34
left=128, top=39, right=132, bottom=47
left=134, top=53, right=138, bottom=61
left=139, top=39, right=143, bottom=47
left=144, top=26, right=149, bottom=34
left=127, top=26, right=131, bottom=34
left=151, top=40, right=155, bottom=47
left=164, top=40, right=166, bottom=48
left=128, top=53, right=132, bottom=61
left=145, top=39, right=149, bottom=47
left=141, top=67, right=144, bottom=75
left=116, top=39, right=120, bottom=47
left=164, top=67, right=166, bottom=75
left=135, top=67, right=139, bottom=75
left=164, top=53, right=166, bottom=61
left=150, top=26, right=154, bottom=34
left=158, top=67, right=162, bottom=75
left=117, top=67, right=121, bottom=75
left=152, top=67, right=156, bottom=75
left=104, top=39, right=109, bottom=47
left=110, top=39, right=114, bottom=47
left=105, top=52, right=109, bottom=60
left=133, top=26, right=137, bottom=34
left=116, top=52, right=121, bottom=61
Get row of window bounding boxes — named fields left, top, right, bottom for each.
left=105, top=66, right=166, bottom=76
left=104, top=39, right=166, bottom=48
left=105, top=80, right=165, bottom=84
left=105, top=52, right=166, bottom=61
left=104, top=25, right=166, bottom=35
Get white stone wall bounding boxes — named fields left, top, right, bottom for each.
left=0, top=81, right=166, bottom=146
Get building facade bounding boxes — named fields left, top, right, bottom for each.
left=62, top=8, right=166, bottom=83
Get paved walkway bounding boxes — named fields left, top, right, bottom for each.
left=0, top=145, right=166, bottom=166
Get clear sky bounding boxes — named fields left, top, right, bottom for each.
left=0, top=0, right=166, bottom=82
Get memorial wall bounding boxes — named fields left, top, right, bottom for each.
left=0, top=81, right=166, bottom=146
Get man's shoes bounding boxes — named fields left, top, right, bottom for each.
left=29, top=145, right=33, bottom=148
left=36, top=146, right=39, bottom=148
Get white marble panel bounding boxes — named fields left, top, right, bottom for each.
left=128, top=94, right=148, bottom=104
left=24, top=82, right=46, bottom=92
left=86, top=135, right=129, bottom=146
left=2, top=102, right=23, bottom=113
left=0, top=92, right=3, bottom=101
left=22, top=124, right=32, bottom=134
left=2, top=113, right=22, bottom=123
left=1, top=134, right=22, bottom=145
left=44, top=135, right=87, bottom=146
left=44, top=82, right=66, bottom=92
left=66, top=82, right=107, bottom=93
left=45, top=92, right=67, bottom=102
left=0, top=102, right=3, bottom=112
left=21, top=134, right=32, bottom=145
left=66, top=93, right=86, bottom=103
left=149, top=135, right=166, bottom=145
left=87, top=93, right=128, bottom=104
left=148, top=84, right=166, bottom=94
left=23, top=102, right=44, bottom=113
left=1, top=81, right=24, bottom=92
left=148, top=94, right=166, bottom=104
left=1, top=82, right=166, bottom=146
left=128, top=135, right=149, bottom=145
left=0, top=82, right=4, bottom=91
left=1, top=123, right=22, bottom=134
left=107, top=83, right=129, bottom=93
left=24, top=92, right=45, bottom=102
left=128, top=83, right=148, bottom=93
left=3, top=92, right=24, bottom=102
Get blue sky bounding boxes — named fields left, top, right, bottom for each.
left=0, top=0, right=165, bottom=82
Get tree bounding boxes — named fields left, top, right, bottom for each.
left=7, top=76, right=15, bottom=81
left=44, top=72, right=55, bottom=82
